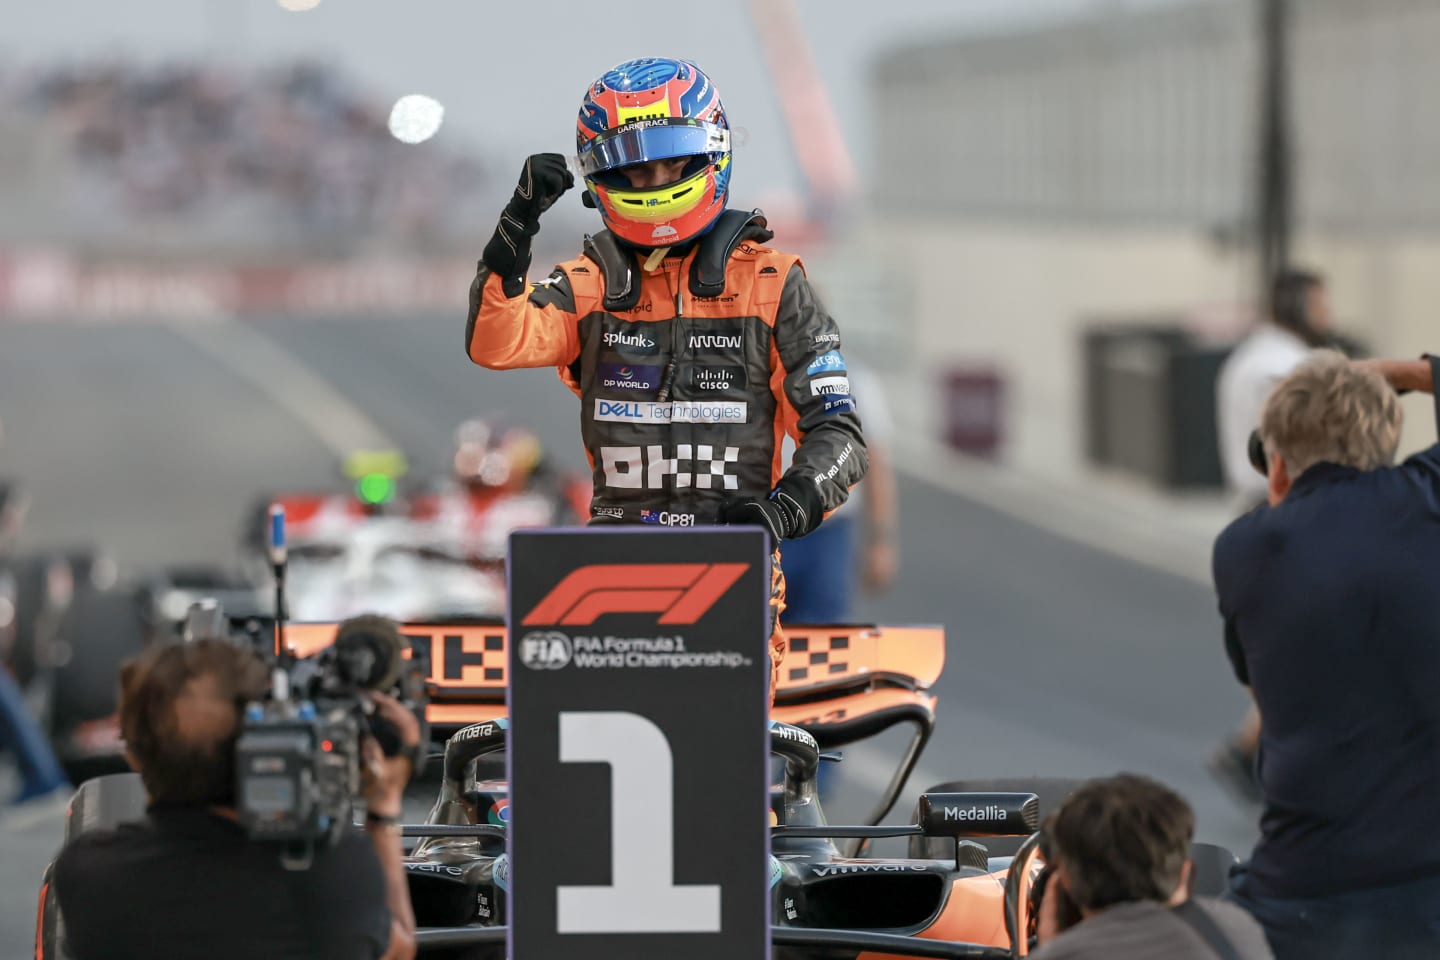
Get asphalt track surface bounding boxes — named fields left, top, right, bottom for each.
left=0, top=312, right=1258, bottom=958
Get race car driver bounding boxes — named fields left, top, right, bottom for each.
left=464, top=57, right=868, bottom=692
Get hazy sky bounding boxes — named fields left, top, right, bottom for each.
left=0, top=0, right=1172, bottom=203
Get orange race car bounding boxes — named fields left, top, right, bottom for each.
left=36, top=620, right=1240, bottom=960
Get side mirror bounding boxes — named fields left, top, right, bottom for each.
left=918, top=792, right=1040, bottom=839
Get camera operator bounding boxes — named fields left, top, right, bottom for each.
left=52, top=638, right=418, bottom=960
left=1031, top=774, right=1271, bottom=959
left=1214, top=352, right=1440, bottom=959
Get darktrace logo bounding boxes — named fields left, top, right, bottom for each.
left=759, top=265, right=779, bottom=276
left=521, top=563, right=749, bottom=626
left=599, top=362, right=661, bottom=392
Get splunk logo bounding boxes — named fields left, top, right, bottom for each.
left=603, top=329, right=659, bottom=355
left=521, top=562, right=749, bottom=626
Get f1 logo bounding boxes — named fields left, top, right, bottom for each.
left=521, top=563, right=748, bottom=626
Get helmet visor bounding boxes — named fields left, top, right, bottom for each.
left=576, top=118, right=730, bottom=177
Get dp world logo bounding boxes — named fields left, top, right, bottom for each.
left=519, top=631, right=573, bottom=670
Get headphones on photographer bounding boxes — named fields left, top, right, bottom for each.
left=1247, top=429, right=1270, bottom=477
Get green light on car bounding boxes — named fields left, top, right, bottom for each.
left=356, top=473, right=394, bottom=505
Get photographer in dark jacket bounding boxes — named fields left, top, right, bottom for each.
left=1215, top=352, right=1440, bottom=959
left=53, top=638, right=418, bottom=960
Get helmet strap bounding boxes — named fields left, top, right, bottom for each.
left=642, top=246, right=671, bottom=272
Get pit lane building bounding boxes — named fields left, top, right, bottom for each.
left=837, top=0, right=1440, bottom=477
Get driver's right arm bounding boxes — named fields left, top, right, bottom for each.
left=465, top=265, right=584, bottom=370
left=465, top=152, right=586, bottom=371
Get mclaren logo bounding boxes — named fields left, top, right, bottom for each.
left=521, top=563, right=748, bottom=626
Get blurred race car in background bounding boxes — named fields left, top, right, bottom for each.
left=241, top=424, right=587, bottom=623
left=9, top=420, right=589, bottom=781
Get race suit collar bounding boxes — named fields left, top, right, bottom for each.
left=584, top=208, right=774, bottom=313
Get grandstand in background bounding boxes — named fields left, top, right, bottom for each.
left=0, top=60, right=512, bottom=259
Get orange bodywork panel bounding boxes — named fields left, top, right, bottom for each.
left=771, top=686, right=938, bottom=730
left=773, top=626, right=945, bottom=697
left=855, top=872, right=1012, bottom=959
left=281, top=622, right=944, bottom=727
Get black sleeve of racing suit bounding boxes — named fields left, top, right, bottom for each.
left=772, top=265, right=868, bottom=513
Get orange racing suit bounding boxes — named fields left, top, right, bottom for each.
left=465, top=210, right=868, bottom=693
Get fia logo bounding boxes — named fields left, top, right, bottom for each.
left=518, top=631, right=573, bottom=669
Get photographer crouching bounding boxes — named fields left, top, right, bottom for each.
left=1214, top=352, right=1440, bottom=959
left=52, top=632, right=419, bottom=960
left=1030, top=774, right=1272, bottom=959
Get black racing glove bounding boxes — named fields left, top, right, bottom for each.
left=718, top=475, right=825, bottom=543
left=482, top=153, right=575, bottom=297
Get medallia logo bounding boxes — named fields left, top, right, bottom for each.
left=599, top=362, right=661, bottom=392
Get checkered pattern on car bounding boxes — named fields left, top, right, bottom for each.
left=421, top=631, right=507, bottom=685
left=784, top=633, right=852, bottom=683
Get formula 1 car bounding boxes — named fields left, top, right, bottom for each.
left=35, top=621, right=1240, bottom=960
left=240, top=443, right=586, bottom=625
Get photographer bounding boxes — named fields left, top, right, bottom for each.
left=1214, top=352, right=1440, bottom=959
left=52, top=638, right=418, bottom=960
left=1209, top=268, right=1336, bottom=806
left=1032, top=774, right=1271, bottom=959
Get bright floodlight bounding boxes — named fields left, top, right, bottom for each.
left=277, top=0, right=323, bottom=11
left=388, top=95, right=445, bottom=144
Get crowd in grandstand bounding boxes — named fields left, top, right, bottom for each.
left=0, top=59, right=492, bottom=251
